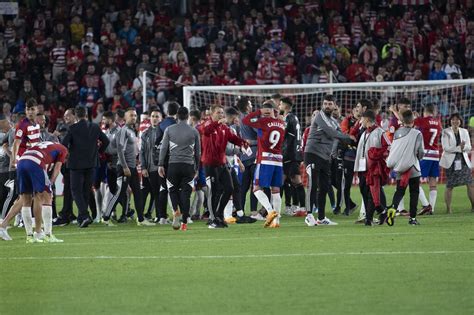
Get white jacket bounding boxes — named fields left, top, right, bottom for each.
left=439, top=127, right=472, bottom=169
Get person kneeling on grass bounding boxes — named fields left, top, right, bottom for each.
left=386, top=110, right=424, bottom=226
left=0, top=141, right=67, bottom=242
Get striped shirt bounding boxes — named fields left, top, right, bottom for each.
left=15, top=118, right=41, bottom=160
left=50, top=47, right=67, bottom=68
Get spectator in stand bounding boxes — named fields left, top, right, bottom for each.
left=429, top=60, right=448, bottom=80
left=118, top=19, right=138, bottom=45
left=442, top=56, right=463, bottom=79
left=316, top=35, right=336, bottom=62
left=346, top=55, right=368, bottom=83
left=256, top=48, right=280, bottom=85
left=298, top=45, right=318, bottom=84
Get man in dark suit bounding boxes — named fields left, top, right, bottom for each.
left=62, top=106, right=109, bottom=228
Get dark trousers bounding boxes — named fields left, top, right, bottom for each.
left=391, top=176, right=420, bottom=218
left=305, top=153, right=331, bottom=220
left=60, top=168, right=74, bottom=220
left=205, top=165, right=233, bottom=220
left=167, top=163, right=195, bottom=223
left=104, top=167, right=144, bottom=221
left=240, top=162, right=258, bottom=212
left=70, top=168, right=94, bottom=223
left=342, top=160, right=356, bottom=210
left=359, top=175, right=384, bottom=222
left=230, top=167, right=243, bottom=211
left=143, top=171, right=162, bottom=218
left=157, top=170, right=169, bottom=219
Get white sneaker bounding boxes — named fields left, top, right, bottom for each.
left=137, top=219, right=156, bottom=226
left=187, top=218, right=194, bottom=224
left=158, top=218, right=171, bottom=225
left=284, top=206, right=294, bottom=216
left=304, top=213, right=317, bottom=227
left=101, top=219, right=115, bottom=227
left=0, top=227, right=12, bottom=241
left=250, top=213, right=266, bottom=221
left=93, top=216, right=101, bottom=224
left=316, top=217, right=338, bottom=225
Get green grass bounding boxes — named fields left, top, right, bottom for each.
left=1, top=185, right=473, bottom=315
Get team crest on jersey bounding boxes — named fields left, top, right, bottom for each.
left=16, top=129, right=23, bottom=137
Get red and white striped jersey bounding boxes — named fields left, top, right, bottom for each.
left=415, top=116, right=442, bottom=161
left=331, top=33, right=351, bottom=47
left=15, top=117, right=41, bottom=159
left=19, top=142, right=68, bottom=170
left=154, top=77, right=174, bottom=91
left=206, top=52, right=221, bottom=69
left=50, top=47, right=67, bottom=68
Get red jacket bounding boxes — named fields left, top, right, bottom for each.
left=198, top=119, right=247, bottom=167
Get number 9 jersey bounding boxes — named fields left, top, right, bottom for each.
left=242, top=109, right=286, bottom=166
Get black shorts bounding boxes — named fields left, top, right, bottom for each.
left=283, top=161, right=301, bottom=177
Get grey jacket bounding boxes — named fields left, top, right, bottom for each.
left=305, top=111, right=351, bottom=160
left=354, top=126, right=388, bottom=172
left=387, top=127, right=424, bottom=178
left=116, top=124, right=138, bottom=169
left=105, top=125, right=120, bottom=167
left=158, top=120, right=201, bottom=169
left=140, top=125, right=159, bottom=172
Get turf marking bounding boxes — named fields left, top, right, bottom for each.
left=1, top=250, right=474, bottom=260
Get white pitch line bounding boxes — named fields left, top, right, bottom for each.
left=0, top=231, right=464, bottom=249
left=1, top=250, right=474, bottom=260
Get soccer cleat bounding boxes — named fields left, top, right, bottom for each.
left=408, top=218, right=420, bottom=225
left=264, top=210, right=278, bottom=228
left=236, top=215, right=257, bottom=224
left=44, top=234, right=64, bottom=243
left=386, top=208, right=396, bottom=226
left=180, top=223, right=187, bottom=231
left=284, top=206, right=294, bottom=216
left=294, top=207, right=307, bottom=217
left=250, top=213, right=266, bottom=221
left=316, top=217, right=338, bottom=225
left=137, top=219, right=156, bottom=226
left=79, top=218, right=92, bottom=228
left=0, top=227, right=12, bottom=241
left=398, top=209, right=409, bottom=216
left=355, top=217, right=365, bottom=224
left=53, top=217, right=70, bottom=226
left=304, top=213, right=317, bottom=227
left=27, top=232, right=45, bottom=244
left=101, top=219, right=115, bottom=227
left=172, top=210, right=182, bottom=230
left=418, top=205, right=433, bottom=216
left=157, top=218, right=171, bottom=225
left=224, top=217, right=237, bottom=224
left=117, top=215, right=127, bottom=223
left=269, top=221, right=280, bottom=228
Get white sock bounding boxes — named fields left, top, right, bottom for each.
left=271, top=193, right=282, bottom=214
left=429, top=190, right=437, bottom=212
left=224, top=200, right=233, bottom=219
left=419, top=188, right=429, bottom=207
left=254, top=190, right=272, bottom=212
left=397, top=197, right=405, bottom=211
left=359, top=200, right=366, bottom=217
left=42, top=205, right=52, bottom=235
left=21, top=206, right=33, bottom=236
left=236, top=210, right=244, bottom=217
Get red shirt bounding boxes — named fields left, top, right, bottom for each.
left=15, top=117, right=41, bottom=159
left=242, top=110, right=285, bottom=166
left=415, top=116, right=442, bottom=161
left=20, top=142, right=68, bottom=170
left=198, top=119, right=246, bottom=167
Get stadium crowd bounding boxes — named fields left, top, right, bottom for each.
left=0, top=1, right=474, bottom=241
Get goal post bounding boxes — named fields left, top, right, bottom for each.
left=183, top=79, right=474, bottom=128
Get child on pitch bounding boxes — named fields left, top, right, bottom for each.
left=386, top=110, right=424, bottom=226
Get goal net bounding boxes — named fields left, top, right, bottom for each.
left=183, top=79, right=474, bottom=183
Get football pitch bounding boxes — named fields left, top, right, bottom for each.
left=1, top=185, right=473, bottom=315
